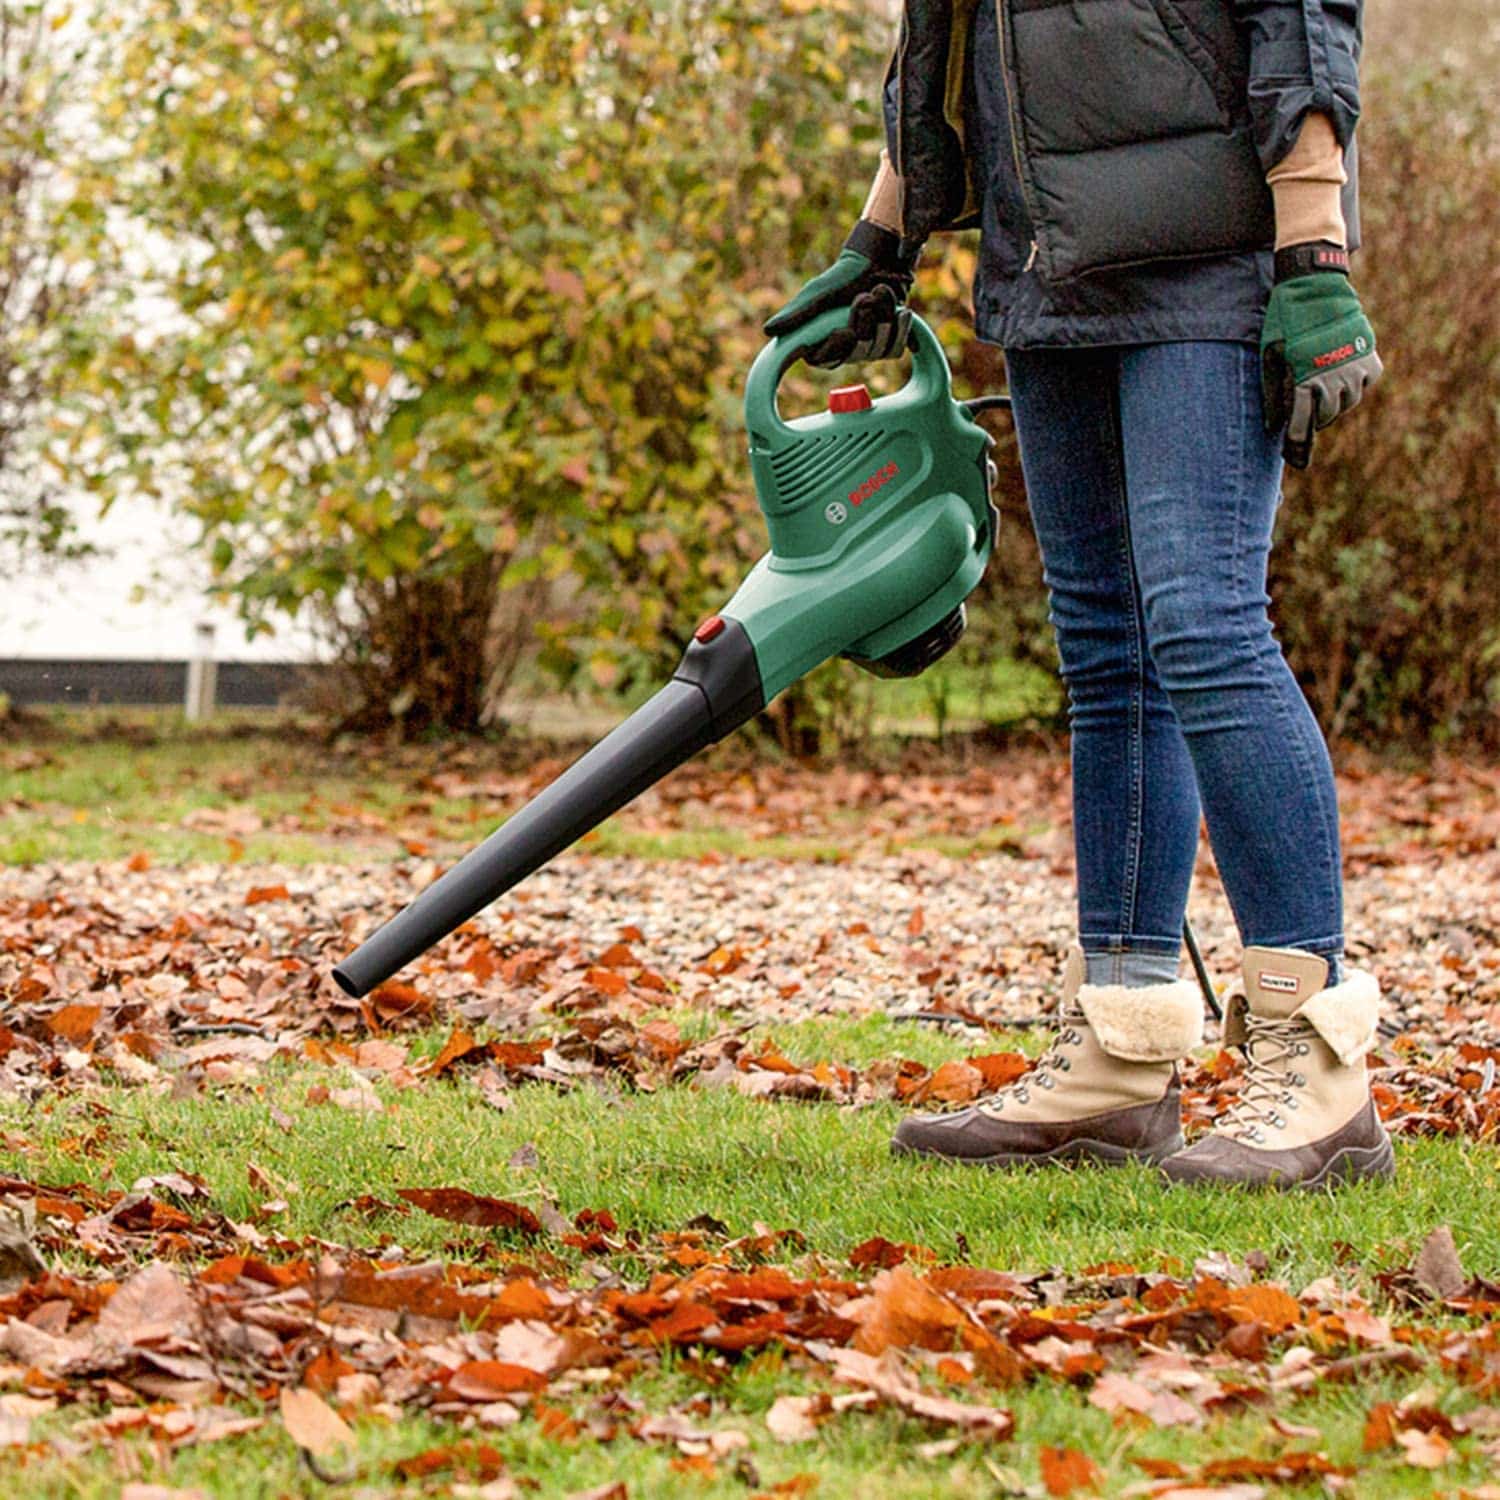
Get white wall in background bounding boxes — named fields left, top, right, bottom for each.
left=2, top=495, right=322, bottom=662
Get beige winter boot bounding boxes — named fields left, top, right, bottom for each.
left=891, top=948, right=1203, bottom=1167
left=1160, top=946, right=1393, bottom=1190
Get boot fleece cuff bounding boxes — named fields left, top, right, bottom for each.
left=1077, top=981, right=1205, bottom=1062
left=1297, top=969, right=1381, bottom=1065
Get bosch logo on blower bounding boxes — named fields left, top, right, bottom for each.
left=850, top=461, right=899, bottom=506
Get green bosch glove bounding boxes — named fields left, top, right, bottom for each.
left=764, top=221, right=920, bottom=369
left=1261, top=242, right=1383, bottom=469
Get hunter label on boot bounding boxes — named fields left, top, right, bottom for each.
left=1260, top=972, right=1302, bottom=995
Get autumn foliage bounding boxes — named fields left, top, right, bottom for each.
left=77, top=0, right=891, bottom=732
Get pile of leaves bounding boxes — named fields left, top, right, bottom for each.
left=2, top=1175, right=1500, bottom=1495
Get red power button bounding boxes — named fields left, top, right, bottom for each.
left=828, top=384, right=873, bottom=414
left=693, top=614, right=726, bottom=644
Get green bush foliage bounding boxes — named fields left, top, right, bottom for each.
left=0, top=1, right=110, bottom=570
left=75, top=0, right=1497, bottom=748
left=956, top=30, right=1500, bottom=752
left=1270, top=53, right=1500, bottom=747
left=81, top=0, right=888, bottom=732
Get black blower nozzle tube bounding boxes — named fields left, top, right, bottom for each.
left=332, top=620, right=764, bottom=999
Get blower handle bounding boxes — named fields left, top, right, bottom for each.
left=744, top=307, right=952, bottom=439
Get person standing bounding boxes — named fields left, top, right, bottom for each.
left=766, top=0, right=1388, bottom=1190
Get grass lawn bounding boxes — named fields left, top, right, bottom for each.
left=5, top=1012, right=1498, bottom=1497
left=0, top=699, right=1063, bottom=869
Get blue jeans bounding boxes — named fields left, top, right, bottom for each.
left=1005, top=342, right=1344, bottom=973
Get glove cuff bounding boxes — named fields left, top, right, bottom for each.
left=844, top=219, right=921, bottom=274
left=1274, top=240, right=1351, bottom=283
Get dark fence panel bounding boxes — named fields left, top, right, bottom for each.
left=0, top=659, right=329, bottom=707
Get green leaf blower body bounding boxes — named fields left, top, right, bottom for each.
left=333, top=310, right=997, bottom=997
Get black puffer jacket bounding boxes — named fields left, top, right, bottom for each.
left=885, top=0, right=1362, bottom=282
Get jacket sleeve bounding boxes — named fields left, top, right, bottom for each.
left=1231, top=0, right=1362, bottom=172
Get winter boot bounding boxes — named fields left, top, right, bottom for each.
left=891, top=948, right=1202, bottom=1167
left=1160, top=946, right=1393, bottom=1190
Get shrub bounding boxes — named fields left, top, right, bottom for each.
left=79, top=0, right=889, bottom=733
left=1271, top=55, right=1500, bottom=747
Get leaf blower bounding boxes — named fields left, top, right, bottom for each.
left=332, top=309, right=1003, bottom=999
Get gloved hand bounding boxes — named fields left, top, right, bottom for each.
left=764, top=221, right=920, bottom=369
left=1260, top=242, right=1382, bottom=469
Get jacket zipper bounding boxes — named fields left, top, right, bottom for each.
left=995, top=0, right=1040, bottom=271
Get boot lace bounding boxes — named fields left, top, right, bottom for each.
left=980, top=1008, right=1085, bottom=1113
left=1222, top=1014, right=1313, bottom=1144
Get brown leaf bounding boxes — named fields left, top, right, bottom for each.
left=1413, top=1225, right=1467, bottom=1299
left=1040, top=1445, right=1102, bottom=1496
left=1088, top=1371, right=1154, bottom=1416
left=812, top=1345, right=1013, bottom=1438
left=395, top=1189, right=541, bottom=1234
left=850, top=1267, right=964, bottom=1355
left=543, top=266, right=586, bottom=304
left=279, top=1385, right=355, bottom=1458
left=1397, top=1427, right=1453, bottom=1468
left=909, top=1060, right=983, bottom=1106
left=392, top=1440, right=506, bottom=1481
left=848, top=1237, right=923, bottom=1271
left=96, top=1263, right=196, bottom=1348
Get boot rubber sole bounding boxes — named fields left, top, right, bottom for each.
left=1290, top=1133, right=1397, bottom=1192
left=1159, top=1132, right=1396, bottom=1192
left=891, top=1130, right=1185, bottom=1170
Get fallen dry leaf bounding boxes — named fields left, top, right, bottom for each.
left=1040, top=1444, right=1101, bottom=1495
left=765, top=1394, right=822, bottom=1443
left=811, top=1345, right=1013, bottom=1438
left=279, top=1385, right=355, bottom=1458
left=1413, top=1226, right=1467, bottom=1300
left=1397, top=1427, right=1453, bottom=1468
left=395, top=1188, right=542, bottom=1234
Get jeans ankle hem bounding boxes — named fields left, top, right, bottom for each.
left=1079, top=932, right=1182, bottom=957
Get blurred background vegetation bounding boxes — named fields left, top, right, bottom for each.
left=6, top=0, right=1498, bottom=752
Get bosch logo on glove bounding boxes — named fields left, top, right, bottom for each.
left=850, top=460, right=900, bottom=506
left=1313, top=343, right=1356, bottom=369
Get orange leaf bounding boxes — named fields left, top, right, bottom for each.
left=968, top=1052, right=1030, bottom=1090
left=445, top=1360, right=548, bottom=1400
left=371, top=981, right=432, bottom=1022
left=395, top=1188, right=541, bottom=1234
left=302, top=1349, right=355, bottom=1393
left=911, top=1059, right=983, bottom=1105
left=47, top=1004, right=101, bottom=1043
left=126, top=850, right=152, bottom=872
left=392, top=1440, right=506, bottom=1480
left=585, top=966, right=628, bottom=995
left=1040, top=1446, right=1102, bottom=1496
left=1221, top=1282, right=1301, bottom=1333
left=851, top=1266, right=964, bottom=1355
left=246, top=884, right=291, bottom=905
left=423, top=1025, right=482, bottom=1076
